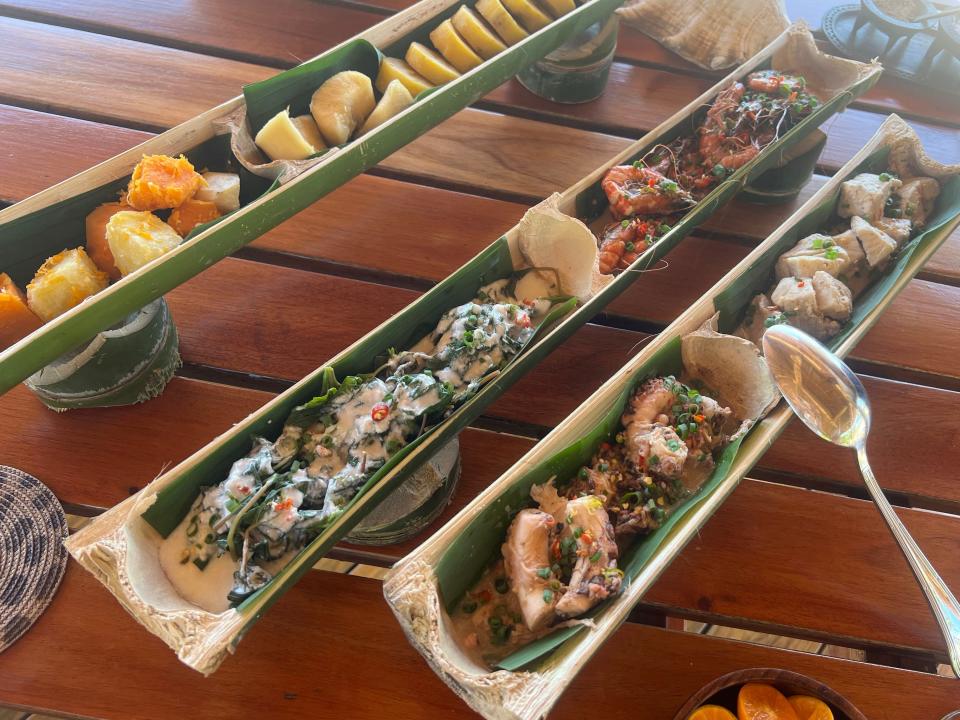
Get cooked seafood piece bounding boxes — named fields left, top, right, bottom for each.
left=811, top=270, right=853, bottom=322
left=597, top=217, right=670, bottom=274
left=770, top=276, right=842, bottom=340
left=850, top=215, right=897, bottom=267
left=161, top=275, right=555, bottom=608
left=775, top=233, right=852, bottom=280
left=309, top=70, right=376, bottom=146
left=831, top=228, right=866, bottom=268
left=875, top=217, right=912, bottom=246
left=601, top=165, right=695, bottom=219
left=838, top=172, right=902, bottom=222
left=895, top=177, right=940, bottom=228
left=735, top=293, right=783, bottom=346
left=502, top=509, right=558, bottom=631
left=554, top=496, right=620, bottom=618
left=745, top=69, right=807, bottom=95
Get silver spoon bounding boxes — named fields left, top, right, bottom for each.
left=762, top=324, right=960, bottom=676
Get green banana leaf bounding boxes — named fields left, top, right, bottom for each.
left=0, top=0, right=625, bottom=395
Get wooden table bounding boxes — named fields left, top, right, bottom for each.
left=1, top=1, right=959, bottom=718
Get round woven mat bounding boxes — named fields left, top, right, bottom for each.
left=0, top=465, right=68, bottom=653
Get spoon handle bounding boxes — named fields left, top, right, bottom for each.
left=858, top=447, right=960, bottom=675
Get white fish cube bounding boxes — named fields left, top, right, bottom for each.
left=850, top=216, right=897, bottom=267
left=775, top=233, right=851, bottom=280
left=838, top=173, right=902, bottom=221
left=812, top=271, right=852, bottom=321
left=897, top=177, right=940, bottom=227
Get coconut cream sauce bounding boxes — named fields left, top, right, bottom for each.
left=159, top=278, right=548, bottom=609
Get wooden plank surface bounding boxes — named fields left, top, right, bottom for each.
left=1, top=566, right=957, bottom=720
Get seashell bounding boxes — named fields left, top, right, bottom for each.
left=616, top=0, right=790, bottom=70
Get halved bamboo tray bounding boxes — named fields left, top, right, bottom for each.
left=65, top=23, right=880, bottom=675
left=0, top=0, right=624, bottom=395
left=382, top=115, right=960, bottom=720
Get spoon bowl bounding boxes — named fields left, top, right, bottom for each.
left=762, top=323, right=960, bottom=677
left=761, top=325, right=870, bottom=448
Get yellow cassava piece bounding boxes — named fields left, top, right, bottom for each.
left=26, top=248, right=109, bottom=322
left=406, top=42, right=461, bottom=86
left=359, top=80, right=414, bottom=135
left=475, top=0, right=530, bottom=45
left=501, top=0, right=552, bottom=32
left=429, top=19, right=484, bottom=72
left=538, top=0, right=576, bottom=17
left=451, top=6, right=507, bottom=59
left=376, top=57, right=434, bottom=96
left=290, top=115, right=326, bottom=153
left=254, top=108, right=316, bottom=161
left=309, top=70, right=376, bottom=146
left=106, top=211, right=183, bottom=277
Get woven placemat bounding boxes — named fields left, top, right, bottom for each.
left=0, top=465, right=68, bottom=653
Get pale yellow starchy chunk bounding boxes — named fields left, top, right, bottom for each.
left=476, top=0, right=530, bottom=45
left=106, top=211, right=182, bottom=277
left=501, top=0, right=552, bottom=31
left=254, top=108, right=318, bottom=161
left=291, top=115, right=327, bottom=153
left=406, top=41, right=461, bottom=86
left=359, top=80, right=414, bottom=135
left=452, top=6, right=507, bottom=60
left=195, top=172, right=241, bottom=213
left=309, top=70, right=376, bottom=146
left=26, top=248, right=109, bottom=322
left=429, top=19, right=484, bottom=72
left=538, top=0, right=575, bottom=17
left=376, top=57, right=434, bottom=96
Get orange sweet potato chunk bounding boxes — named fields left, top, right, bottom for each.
left=126, top=154, right=204, bottom=211
left=167, top=198, right=221, bottom=237
left=85, top=201, right=128, bottom=280
left=0, top=273, right=42, bottom=349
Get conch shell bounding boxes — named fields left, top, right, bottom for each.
left=617, top=0, right=790, bottom=70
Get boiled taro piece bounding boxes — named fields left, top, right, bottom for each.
left=195, top=172, right=241, bottom=213
left=310, top=70, right=376, bottom=146
left=255, top=108, right=319, bottom=162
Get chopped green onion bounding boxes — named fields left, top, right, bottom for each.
left=811, top=237, right=824, bottom=249
left=494, top=577, right=509, bottom=594
left=625, top=242, right=635, bottom=252
left=536, top=567, right=551, bottom=579
left=620, top=219, right=630, bottom=228
left=542, top=589, right=554, bottom=604
left=589, top=550, right=602, bottom=563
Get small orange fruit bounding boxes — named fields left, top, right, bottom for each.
left=788, top=695, right=834, bottom=720
left=688, top=705, right=738, bottom=720
left=738, top=683, right=799, bottom=720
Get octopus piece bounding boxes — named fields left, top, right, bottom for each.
left=501, top=508, right=558, bottom=632
left=896, top=177, right=940, bottom=228
left=838, top=173, right=901, bottom=222
left=628, top=424, right=688, bottom=479
left=554, top=496, right=621, bottom=618
left=601, top=165, right=695, bottom=220
left=850, top=216, right=897, bottom=268
left=622, top=377, right=675, bottom=427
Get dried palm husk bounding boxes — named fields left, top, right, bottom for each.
left=617, top=0, right=790, bottom=70
left=383, top=114, right=960, bottom=720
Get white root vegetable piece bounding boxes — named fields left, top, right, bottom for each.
left=291, top=115, right=327, bottom=153
left=811, top=270, right=853, bottom=321
left=195, top=172, right=241, bottom=213
left=106, top=211, right=183, bottom=277
left=26, top=248, right=109, bottom=322
left=501, top=509, right=557, bottom=631
left=837, top=173, right=901, bottom=222
left=254, top=108, right=317, bottom=161
left=309, top=70, right=376, bottom=146
left=517, top=194, right=598, bottom=302
left=358, top=80, right=414, bottom=136
left=775, top=233, right=851, bottom=280
left=850, top=215, right=897, bottom=267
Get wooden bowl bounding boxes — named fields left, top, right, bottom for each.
left=672, top=668, right=868, bottom=720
